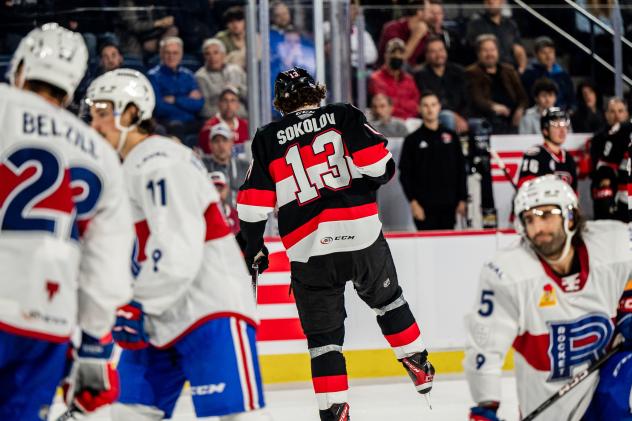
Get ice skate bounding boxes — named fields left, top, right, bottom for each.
left=319, top=402, right=350, bottom=421
left=400, top=351, right=435, bottom=394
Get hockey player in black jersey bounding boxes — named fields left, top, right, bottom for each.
left=517, top=107, right=577, bottom=190
left=237, top=67, right=435, bottom=421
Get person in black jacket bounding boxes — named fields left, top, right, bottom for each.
left=399, top=91, right=467, bottom=230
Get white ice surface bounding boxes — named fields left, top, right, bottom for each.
left=49, top=375, right=520, bottom=420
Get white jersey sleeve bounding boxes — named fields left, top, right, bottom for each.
left=128, top=144, right=215, bottom=316
left=464, top=260, right=520, bottom=403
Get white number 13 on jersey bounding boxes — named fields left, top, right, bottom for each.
left=284, top=130, right=352, bottom=205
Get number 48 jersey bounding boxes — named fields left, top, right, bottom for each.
left=0, top=84, right=134, bottom=342
left=464, top=220, right=632, bottom=421
left=238, top=103, right=394, bottom=262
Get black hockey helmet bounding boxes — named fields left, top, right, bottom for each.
left=540, top=107, right=569, bottom=132
left=274, top=67, right=316, bottom=102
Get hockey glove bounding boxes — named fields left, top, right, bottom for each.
left=469, top=403, right=501, bottom=421
left=112, top=300, right=149, bottom=350
left=246, top=245, right=269, bottom=276
left=62, top=332, right=120, bottom=413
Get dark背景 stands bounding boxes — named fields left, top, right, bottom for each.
left=519, top=77, right=559, bottom=135
left=377, top=1, right=430, bottom=68
left=214, top=6, right=246, bottom=58
left=367, top=93, right=409, bottom=138
left=571, top=80, right=606, bottom=133
left=115, top=0, right=178, bottom=58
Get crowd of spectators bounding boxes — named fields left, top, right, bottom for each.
left=2, top=0, right=630, bottom=230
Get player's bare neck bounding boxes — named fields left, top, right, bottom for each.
left=544, top=140, right=561, bottom=155
left=30, top=89, right=63, bottom=107
left=120, top=133, right=147, bottom=160
left=424, top=120, right=440, bottom=131
left=293, top=104, right=320, bottom=113
left=548, top=245, right=575, bottom=275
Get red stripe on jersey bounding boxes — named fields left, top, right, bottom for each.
left=235, top=320, right=256, bottom=410
left=384, top=322, right=421, bottom=347
left=237, top=189, right=277, bottom=207
left=512, top=332, right=551, bottom=371
left=35, top=169, right=74, bottom=213
left=257, top=318, right=305, bottom=341
left=77, top=219, right=91, bottom=237
left=282, top=202, right=379, bottom=249
left=204, top=203, right=231, bottom=241
left=268, top=250, right=291, bottom=272
left=257, top=284, right=295, bottom=305
left=0, top=320, right=70, bottom=343
left=572, top=334, right=599, bottom=348
left=135, top=220, right=150, bottom=263
left=351, top=143, right=389, bottom=168
left=312, top=375, right=349, bottom=393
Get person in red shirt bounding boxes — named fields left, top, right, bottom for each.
left=377, top=1, right=431, bottom=68
left=369, top=38, right=421, bottom=120
left=198, top=86, right=249, bottom=154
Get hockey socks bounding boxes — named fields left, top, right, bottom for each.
left=307, top=328, right=349, bottom=420
left=374, top=293, right=426, bottom=359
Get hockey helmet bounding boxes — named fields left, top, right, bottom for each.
left=540, top=107, right=569, bottom=132
left=513, top=175, right=578, bottom=262
left=86, top=68, right=155, bottom=122
left=9, top=23, right=88, bottom=104
left=274, top=67, right=316, bottom=102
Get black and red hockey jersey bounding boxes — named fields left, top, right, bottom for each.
left=237, top=103, right=394, bottom=262
left=517, top=143, right=578, bottom=191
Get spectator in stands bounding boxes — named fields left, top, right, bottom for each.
left=214, top=6, right=246, bottom=57
left=517, top=107, right=577, bottom=190
left=271, top=0, right=293, bottom=33
left=116, top=0, right=178, bottom=58
left=199, top=87, right=250, bottom=154
left=148, top=36, right=204, bottom=147
left=399, top=92, right=467, bottom=230
left=209, top=171, right=240, bottom=235
left=465, top=0, right=527, bottom=72
left=414, top=35, right=468, bottom=133
left=369, top=38, right=420, bottom=120
left=465, top=34, right=528, bottom=134
left=368, top=94, right=409, bottom=137
left=590, top=97, right=629, bottom=172
left=521, top=36, right=575, bottom=110
left=519, top=78, right=558, bottom=134
left=100, top=42, right=124, bottom=73
left=422, top=0, right=466, bottom=65
left=202, top=124, right=250, bottom=207
left=377, top=1, right=430, bottom=68
left=571, top=80, right=606, bottom=133
left=195, top=38, right=247, bottom=120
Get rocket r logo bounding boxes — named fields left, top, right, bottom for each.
left=548, top=313, right=613, bottom=380
left=46, top=281, right=59, bottom=301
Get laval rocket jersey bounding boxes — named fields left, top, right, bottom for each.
left=237, top=103, right=392, bottom=262
left=464, top=220, right=632, bottom=421
left=125, top=135, right=256, bottom=347
left=0, top=84, right=134, bottom=341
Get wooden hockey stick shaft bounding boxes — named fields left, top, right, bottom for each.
left=522, top=343, right=623, bottom=421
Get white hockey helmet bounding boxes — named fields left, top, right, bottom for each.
left=86, top=68, right=155, bottom=122
left=9, top=23, right=88, bottom=104
left=514, top=175, right=578, bottom=261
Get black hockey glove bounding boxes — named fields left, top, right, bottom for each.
left=246, top=245, right=269, bottom=276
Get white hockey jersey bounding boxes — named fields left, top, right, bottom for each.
left=0, top=84, right=134, bottom=341
left=464, top=220, right=632, bottom=421
left=124, top=135, right=257, bottom=347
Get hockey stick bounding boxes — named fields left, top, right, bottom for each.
left=487, top=147, right=518, bottom=191
left=522, top=343, right=624, bottom=421
left=251, top=262, right=259, bottom=302
left=55, top=406, right=82, bottom=421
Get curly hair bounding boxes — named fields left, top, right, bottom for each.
left=273, top=84, right=327, bottom=115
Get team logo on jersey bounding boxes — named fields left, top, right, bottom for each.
left=539, top=283, right=557, bottom=307
left=441, top=133, right=453, bottom=144
left=45, top=281, right=60, bottom=301
left=560, top=274, right=581, bottom=292
left=548, top=313, right=613, bottom=380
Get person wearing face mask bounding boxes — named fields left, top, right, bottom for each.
left=369, top=38, right=421, bottom=120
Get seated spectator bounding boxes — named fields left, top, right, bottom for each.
left=517, top=107, right=577, bottom=190
left=465, top=34, right=528, bottom=134
left=465, top=0, right=527, bottom=72
left=271, top=0, right=293, bottom=34
left=377, top=1, right=430, bottom=68
left=369, top=38, right=420, bottom=120
left=414, top=35, right=468, bottom=133
left=367, top=94, right=409, bottom=137
left=116, top=0, right=178, bottom=58
left=202, top=124, right=250, bottom=207
left=195, top=38, right=247, bottom=119
left=214, top=6, right=246, bottom=57
left=591, top=98, right=630, bottom=220
left=519, top=78, right=558, bottom=134
left=209, top=171, right=239, bottom=235
left=423, top=0, right=466, bottom=65
left=521, top=36, right=575, bottom=110
left=399, top=92, right=467, bottom=230
left=199, top=87, right=250, bottom=153
left=571, top=80, right=606, bottom=133
left=148, top=36, right=204, bottom=147
left=100, top=42, right=124, bottom=73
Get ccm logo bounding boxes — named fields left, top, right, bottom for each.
left=190, top=383, right=226, bottom=396
left=320, top=235, right=356, bottom=245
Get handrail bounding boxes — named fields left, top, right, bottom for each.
left=563, top=0, right=632, bottom=50
left=513, top=0, right=632, bottom=87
